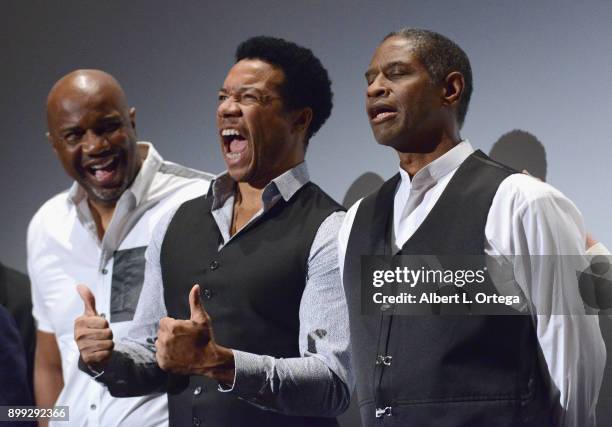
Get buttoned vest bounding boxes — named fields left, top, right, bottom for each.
left=160, top=182, right=343, bottom=427
left=343, top=151, right=558, bottom=426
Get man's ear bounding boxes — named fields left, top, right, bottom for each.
left=46, top=131, right=58, bottom=154
left=292, top=107, right=313, bottom=135
left=129, top=107, right=137, bottom=130
left=442, top=71, right=464, bottom=108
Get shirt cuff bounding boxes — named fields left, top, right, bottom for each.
left=217, top=350, right=266, bottom=396
left=77, top=356, right=105, bottom=379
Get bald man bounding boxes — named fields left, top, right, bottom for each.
left=28, top=69, right=213, bottom=426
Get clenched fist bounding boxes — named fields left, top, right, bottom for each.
left=74, top=284, right=114, bottom=368
left=155, top=284, right=234, bottom=384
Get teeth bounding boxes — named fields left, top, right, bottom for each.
left=226, top=152, right=241, bottom=160
left=221, top=128, right=241, bottom=137
left=375, top=111, right=395, bottom=120
left=89, top=158, right=115, bottom=170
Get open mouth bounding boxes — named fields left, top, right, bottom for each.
left=84, top=156, right=120, bottom=186
left=368, top=104, right=398, bottom=124
left=220, top=128, right=248, bottom=163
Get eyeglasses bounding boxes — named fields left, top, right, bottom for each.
left=217, top=88, right=280, bottom=107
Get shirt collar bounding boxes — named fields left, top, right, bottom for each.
left=398, top=140, right=474, bottom=188
left=210, top=161, right=310, bottom=211
left=67, top=141, right=162, bottom=208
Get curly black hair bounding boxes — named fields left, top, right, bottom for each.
left=235, top=36, right=333, bottom=143
left=384, top=29, right=473, bottom=128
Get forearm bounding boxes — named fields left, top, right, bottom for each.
left=33, top=331, right=63, bottom=427
left=34, top=364, right=63, bottom=427
left=537, top=314, right=605, bottom=427
left=80, top=342, right=185, bottom=397
left=223, top=350, right=350, bottom=417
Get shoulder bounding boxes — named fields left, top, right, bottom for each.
left=488, top=174, right=586, bottom=255
left=496, top=174, right=580, bottom=215
left=302, top=182, right=345, bottom=212
left=28, top=190, right=72, bottom=239
left=158, top=160, right=216, bottom=183
left=338, top=198, right=363, bottom=247
left=148, top=161, right=214, bottom=207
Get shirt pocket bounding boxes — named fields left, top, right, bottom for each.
left=110, top=246, right=147, bottom=323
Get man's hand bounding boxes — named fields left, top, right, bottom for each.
left=155, top=284, right=234, bottom=384
left=586, top=233, right=599, bottom=251
left=74, top=284, right=114, bottom=368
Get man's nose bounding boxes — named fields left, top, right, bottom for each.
left=217, top=97, right=241, bottom=118
left=81, top=129, right=111, bottom=154
left=366, top=74, right=389, bottom=98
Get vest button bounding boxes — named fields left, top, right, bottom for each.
left=193, top=386, right=202, bottom=395
left=375, top=406, right=392, bottom=418
left=210, top=260, right=219, bottom=270
left=375, top=355, right=392, bottom=366
left=202, top=289, right=212, bottom=299
left=192, top=416, right=201, bottom=426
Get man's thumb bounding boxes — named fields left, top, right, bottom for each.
left=189, top=284, right=208, bottom=322
left=77, top=284, right=98, bottom=316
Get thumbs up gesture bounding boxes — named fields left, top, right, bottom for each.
left=155, top=284, right=234, bottom=383
left=74, top=284, right=114, bottom=368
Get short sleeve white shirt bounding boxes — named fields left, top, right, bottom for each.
left=27, top=142, right=213, bottom=427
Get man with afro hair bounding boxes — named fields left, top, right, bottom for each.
left=77, top=36, right=352, bottom=427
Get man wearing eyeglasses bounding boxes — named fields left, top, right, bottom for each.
left=28, top=69, right=212, bottom=426
left=75, top=36, right=353, bottom=427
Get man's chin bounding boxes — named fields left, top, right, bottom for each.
left=374, top=134, right=401, bottom=149
left=85, top=184, right=126, bottom=206
left=226, top=163, right=254, bottom=183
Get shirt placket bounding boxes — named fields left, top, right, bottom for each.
left=87, top=249, right=112, bottom=427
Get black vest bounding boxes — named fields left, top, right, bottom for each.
left=343, top=151, right=558, bottom=427
left=160, top=182, right=343, bottom=427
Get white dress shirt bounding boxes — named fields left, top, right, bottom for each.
left=338, top=141, right=605, bottom=427
left=28, top=143, right=213, bottom=427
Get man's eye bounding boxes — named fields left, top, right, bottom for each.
left=64, top=132, right=83, bottom=144
left=387, top=67, right=408, bottom=78
left=218, top=94, right=228, bottom=102
left=102, top=122, right=121, bottom=133
left=242, top=93, right=259, bottom=103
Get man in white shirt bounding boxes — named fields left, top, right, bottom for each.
left=28, top=69, right=212, bottom=426
left=339, top=29, right=605, bottom=427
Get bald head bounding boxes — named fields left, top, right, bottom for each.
left=45, top=69, right=141, bottom=206
left=46, top=69, right=131, bottom=131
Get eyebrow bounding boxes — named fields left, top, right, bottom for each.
left=59, top=114, right=122, bottom=133
left=218, top=86, right=264, bottom=93
left=385, top=60, right=411, bottom=69
left=59, top=125, right=82, bottom=134
left=99, top=114, right=122, bottom=122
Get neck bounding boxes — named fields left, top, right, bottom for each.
left=236, top=182, right=265, bottom=209
left=398, top=133, right=461, bottom=178
left=230, top=182, right=265, bottom=236
left=87, top=199, right=116, bottom=240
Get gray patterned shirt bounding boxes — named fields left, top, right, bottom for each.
left=93, top=162, right=353, bottom=417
